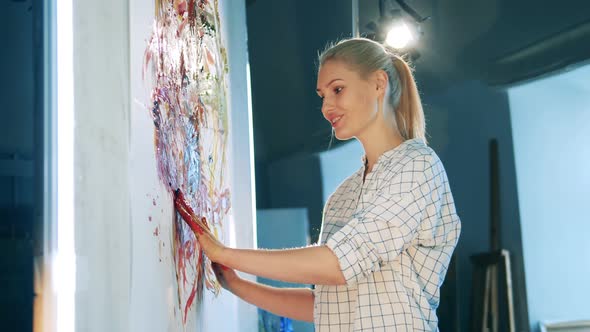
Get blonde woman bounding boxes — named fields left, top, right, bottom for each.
left=176, top=37, right=461, bottom=331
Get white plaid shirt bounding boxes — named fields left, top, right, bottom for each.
left=314, top=138, right=461, bottom=331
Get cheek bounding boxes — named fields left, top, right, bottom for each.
left=352, top=91, right=375, bottom=117
left=334, top=88, right=376, bottom=121
left=337, top=91, right=363, bottom=112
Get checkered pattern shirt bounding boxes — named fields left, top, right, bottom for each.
left=313, top=138, right=461, bottom=331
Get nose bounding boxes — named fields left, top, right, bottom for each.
left=321, top=97, right=334, bottom=117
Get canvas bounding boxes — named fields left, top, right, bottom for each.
left=129, top=0, right=236, bottom=330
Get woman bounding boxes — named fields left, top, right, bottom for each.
left=175, top=37, right=461, bottom=331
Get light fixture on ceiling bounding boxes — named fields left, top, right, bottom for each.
left=385, top=20, right=415, bottom=49
left=366, top=0, right=430, bottom=58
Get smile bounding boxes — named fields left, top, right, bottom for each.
left=331, top=115, right=343, bottom=126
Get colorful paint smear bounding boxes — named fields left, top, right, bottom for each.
left=143, top=0, right=230, bottom=324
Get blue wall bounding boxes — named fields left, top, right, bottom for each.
left=257, top=208, right=315, bottom=332
left=508, top=64, right=590, bottom=331
left=267, top=154, right=325, bottom=242
left=318, top=140, right=364, bottom=204
left=0, top=0, right=34, bottom=207
left=0, top=1, right=36, bottom=330
left=425, top=81, right=528, bottom=332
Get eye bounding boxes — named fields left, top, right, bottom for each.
left=334, top=87, right=343, bottom=94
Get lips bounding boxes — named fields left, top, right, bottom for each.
left=328, top=114, right=343, bottom=127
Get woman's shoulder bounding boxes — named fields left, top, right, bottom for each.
left=336, top=168, right=363, bottom=192
left=325, top=167, right=363, bottom=203
left=377, top=139, right=446, bottom=193
left=384, top=138, right=442, bottom=172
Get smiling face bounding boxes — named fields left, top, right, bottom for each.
left=316, top=60, right=385, bottom=141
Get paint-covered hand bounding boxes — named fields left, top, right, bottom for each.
left=174, top=189, right=227, bottom=263
left=212, top=262, right=239, bottom=291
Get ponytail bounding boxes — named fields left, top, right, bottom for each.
left=391, top=55, right=426, bottom=144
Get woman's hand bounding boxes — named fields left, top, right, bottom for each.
left=192, top=222, right=226, bottom=263
left=212, top=262, right=239, bottom=292
left=174, top=189, right=227, bottom=263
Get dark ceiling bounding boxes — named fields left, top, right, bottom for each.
left=246, top=0, right=590, bottom=162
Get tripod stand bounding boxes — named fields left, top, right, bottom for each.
left=470, top=139, right=516, bottom=332
left=470, top=249, right=515, bottom=332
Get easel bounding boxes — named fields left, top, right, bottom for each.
left=470, top=139, right=516, bottom=332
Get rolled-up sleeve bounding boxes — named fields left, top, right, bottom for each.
left=325, top=157, right=439, bottom=286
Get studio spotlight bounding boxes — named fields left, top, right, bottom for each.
left=365, top=0, right=429, bottom=58
left=385, top=21, right=415, bottom=49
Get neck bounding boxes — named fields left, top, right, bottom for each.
left=358, top=122, right=404, bottom=174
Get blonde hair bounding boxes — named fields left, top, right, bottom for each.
left=318, top=38, right=426, bottom=143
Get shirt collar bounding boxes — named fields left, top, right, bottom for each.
left=360, top=137, right=424, bottom=170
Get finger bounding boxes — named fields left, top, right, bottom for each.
left=174, top=189, right=199, bottom=220
left=174, top=197, right=206, bottom=235
left=212, top=262, right=229, bottom=271
left=211, top=263, right=224, bottom=279
left=174, top=198, right=192, bottom=221
left=174, top=194, right=211, bottom=234
left=177, top=208, right=204, bottom=235
left=173, top=191, right=193, bottom=218
left=188, top=219, right=205, bottom=235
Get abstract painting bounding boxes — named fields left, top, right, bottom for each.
left=142, top=0, right=230, bottom=325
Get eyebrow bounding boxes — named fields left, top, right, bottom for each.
left=316, top=78, right=344, bottom=93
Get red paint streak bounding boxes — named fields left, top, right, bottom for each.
left=176, top=238, right=187, bottom=286
left=183, top=276, right=197, bottom=323
left=153, top=227, right=159, bottom=236
left=175, top=0, right=187, bottom=15
left=182, top=242, right=190, bottom=284
left=206, top=48, right=215, bottom=66
left=183, top=248, right=203, bottom=323
left=183, top=259, right=201, bottom=324
left=188, top=0, right=196, bottom=27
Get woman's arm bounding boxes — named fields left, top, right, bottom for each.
left=221, top=246, right=346, bottom=286
left=214, top=263, right=315, bottom=322
left=219, top=246, right=345, bottom=285
left=174, top=189, right=346, bottom=286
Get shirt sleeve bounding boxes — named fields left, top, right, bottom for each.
left=325, top=155, right=440, bottom=286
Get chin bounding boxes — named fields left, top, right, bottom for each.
left=334, top=129, right=355, bottom=141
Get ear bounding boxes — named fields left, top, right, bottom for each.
left=372, top=70, right=389, bottom=96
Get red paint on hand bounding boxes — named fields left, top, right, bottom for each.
left=174, top=189, right=209, bottom=235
